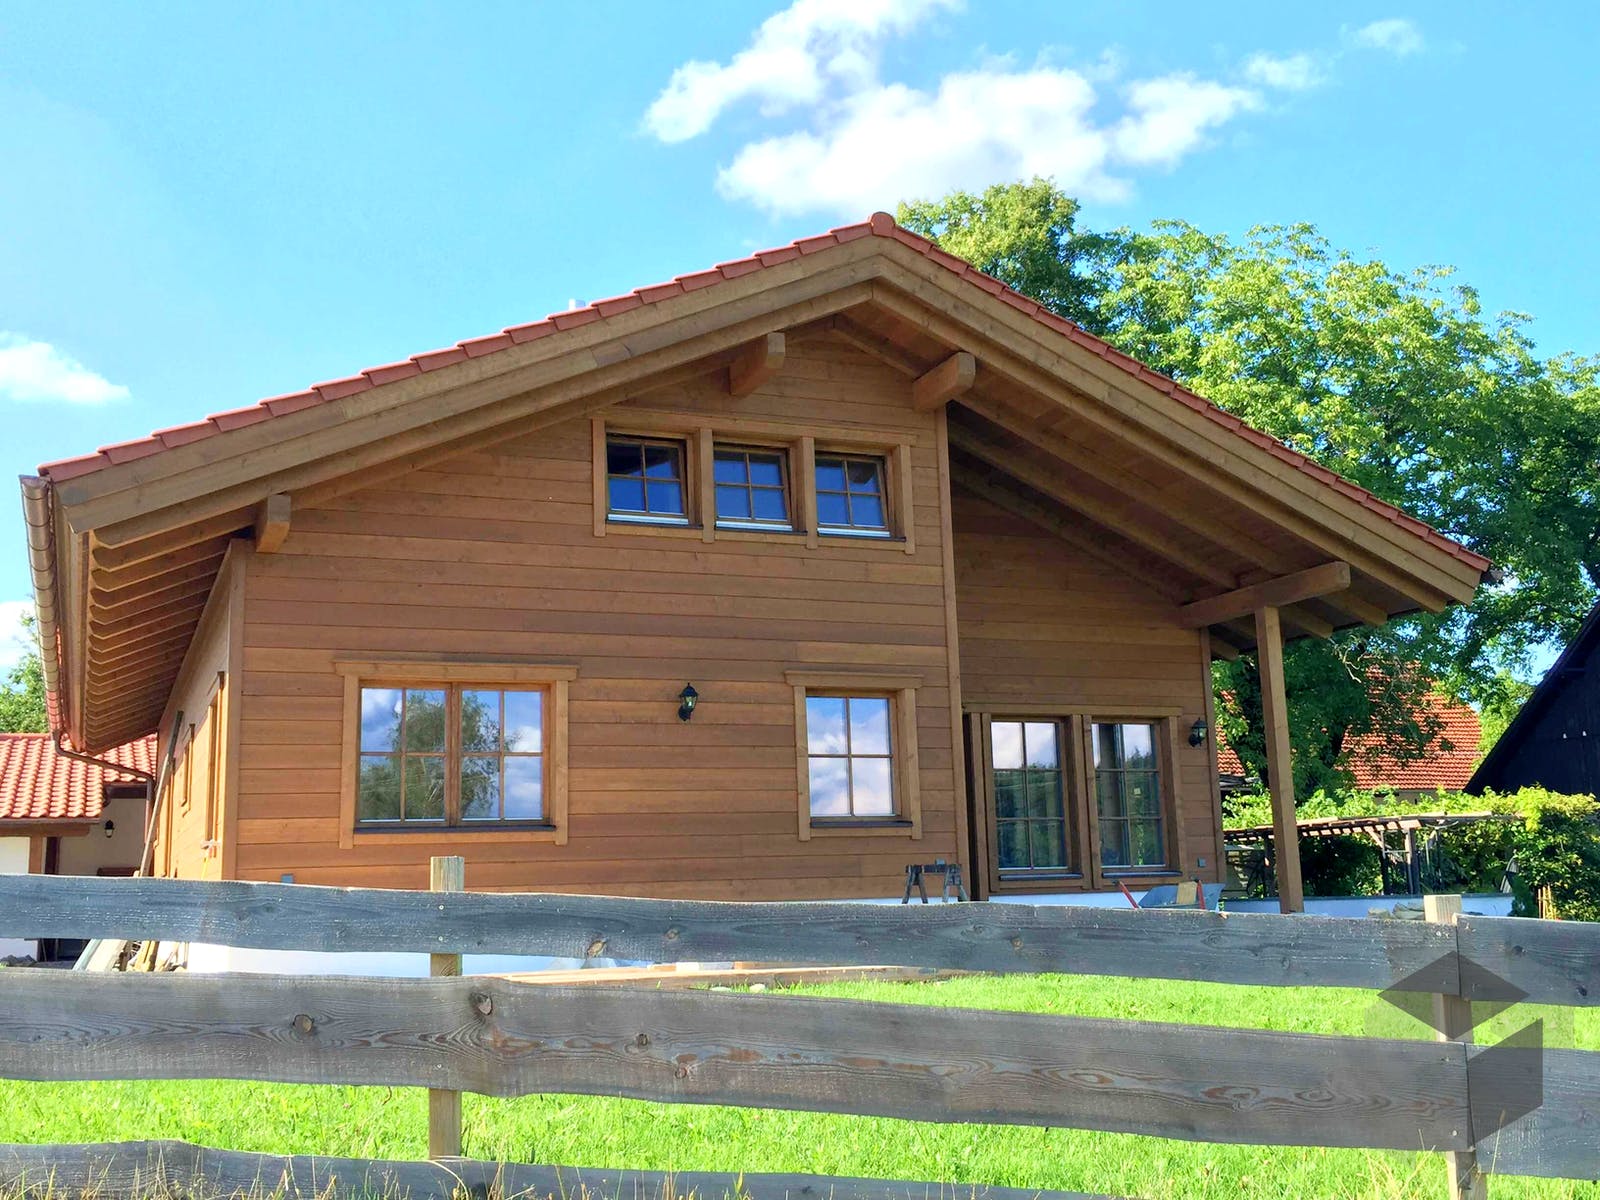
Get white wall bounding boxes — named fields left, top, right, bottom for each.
left=54, top=795, right=145, bottom=876
left=0, top=838, right=34, bottom=959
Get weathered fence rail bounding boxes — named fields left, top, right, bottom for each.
left=1, top=872, right=1596, bottom=1198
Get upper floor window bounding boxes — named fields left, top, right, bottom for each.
left=815, top=453, right=889, bottom=536
left=606, top=435, right=688, bottom=524
left=714, top=446, right=791, bottom=529
left=1093, top=722, right=1166, bottom=869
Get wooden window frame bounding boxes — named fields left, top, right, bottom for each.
left=599, top=429, right=694, bottom=529
left=335, top=659, right=577, bottom=849
left=711, top=443, right=795, bottom=532
left=985, top=716, right=1083, bottom=882
left=968, top=707, right=1184, bottom=895
left=592, top=411, right=914, bottom=552
left=786, top=669, right=922, bottom=841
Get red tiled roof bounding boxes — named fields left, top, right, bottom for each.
left=0, top=733, right=158, bottom=823
left=37, top=213, right=1488, bottom=573
left=1217, top=692, right=1483, bottom=791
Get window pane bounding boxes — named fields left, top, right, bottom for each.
left=607, top=476, right=646, bottom=513
left=715, top=484, right=752, bottom=520
left=1121, top=724, right=1156, bottom=768
left=846, top=459, right=882, bottom=490
left=360, top=688, right=402, bottom=752
left=504, top=691, right=542, bottom=753
left=815, top=458, right=847, bottom=491
left=1096, top=771, right=1125, bottom=820
left=642, top=444, right=680, bottom=479
left=1030, top=820, right=1068, bottom=870
left=993, top=772, right=1024, bottom=819
left=991, top=722, right=1024, bottom=770
left=806, top=697, right=848, bottom=754
left=403, top=756, right=445, bottom=820
left=1092, top=723, right=1119, bottom=769
left=460, top=690, right=500, bottom=753
left=808, top=757, right=849, bottom=816
left=358, top=754, right=401, bottom=820
left=751, top=488, right=788, bottom=522
left=852, top=757, right=894, bottom=815
left=849, top=493, right=886, bottom=528
left=996, top=820, right=1029, bottom=870
left=1100, top=819, right=1130, bottom=868
left=504, top=756, right=544, bottom=820
left=748, top=455, right=783, bottom=487
left=1027, top=771, right=1064, bottom=821
left=403, top=690, right=447, bottom=752
left=646, top=480, right=684, bottom=515
left=1130, top=818, right=1165, bottom=867
left=606, top=441, right=643, bottom=477
left=849, top=697, right=891, bottom=755
left=816, top=492, right=851, bottom=527
left=1023, top=722, right=1058, bottom=768
left=1126, top=771, right=1160, bottom=815
left=713, top=452, right=747, bottom=484
left=460, top=755, right=500, bottom=819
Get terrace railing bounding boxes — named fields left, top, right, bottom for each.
left=0, top=867, right=1595, bottom=1200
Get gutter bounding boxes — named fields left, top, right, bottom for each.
left=19, top=475, right=65, bottom=737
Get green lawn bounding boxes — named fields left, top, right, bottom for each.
left=3, top=972, right=1596, bottom=1200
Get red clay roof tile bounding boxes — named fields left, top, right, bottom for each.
left=34, top=212, right=1488, bottom=574
left=0, top=733, right=157, bottom=823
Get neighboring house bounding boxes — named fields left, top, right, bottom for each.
left=18, top=214, right=1487, bottom=905
left=1218, top=690, right=1483, bottom=802
left=1470, top=601, right=1600, bottom=796
left=0, top=732, right=156, bottom=959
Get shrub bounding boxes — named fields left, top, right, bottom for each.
left=1501, top=789, right=1600, bottom=920
left=1298, top=834, right=1382, bottom=897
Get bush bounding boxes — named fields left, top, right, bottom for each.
left=1298, top=835, right=1382, bottom=897
left=1503, top=789, right=1600, bottom=920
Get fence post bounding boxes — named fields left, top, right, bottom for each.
left=428, top=856, right=465, bottom=1159
left=1424, top=894, right=1485, bottom=1200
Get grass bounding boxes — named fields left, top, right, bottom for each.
left=2, top=972, right=1596, bottom=1200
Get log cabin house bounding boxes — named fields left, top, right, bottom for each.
left=19, top=214, right=1489, bottom=911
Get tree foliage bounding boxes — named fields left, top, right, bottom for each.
left=900, top=180, right=1600, bottom=793
left=0, top=614, right=47, bottom=734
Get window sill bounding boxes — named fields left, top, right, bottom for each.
left=351, top=824, right=561, bottom=846
left=604, top=518, right=703, bottom=539
left=1099, top=868, right=1180, bottom=880
left=807, top=818, right=918, bottom=838
left=714, top=524, right=806, bottom=544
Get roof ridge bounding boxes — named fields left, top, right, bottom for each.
left=37, top=213, right=1486, bottom=572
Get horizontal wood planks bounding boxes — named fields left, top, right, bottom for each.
left=0, top=874, right=1461, bottom=990
left=1472, top=1046, right=1600, bottom=1180
left=0, top=1139, right=1120, bottom=1200
left=234, top=329, right=956, bottom=897
left=1456, top=914, right=1600, bottom=1007
left=0, top=971, right=1473, bottom=1153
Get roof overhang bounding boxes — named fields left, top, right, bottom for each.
left=26, top=216, right=1489, bottom=750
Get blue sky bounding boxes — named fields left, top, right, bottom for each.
left=1, top=1, right=1596, bottom=668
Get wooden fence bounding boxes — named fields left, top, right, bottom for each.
left=0, top=871, right=1595, bottom=1200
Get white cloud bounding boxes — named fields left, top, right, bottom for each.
left=1112, top=76, right=1260, bottom=167
left=0, top=600, right=37, bottom=674
left=1243, top=52, right=1324, bottom=91
left=1350, top=18, right=1424, bottom=56
left=0, top=333, right=129, bottom=405
left=644, top=0, right=958, bottom=142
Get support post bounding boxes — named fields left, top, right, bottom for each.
left=1424, top=894, right=1486, bottom=1200
left=428, top=855, right=465, bottom=1159
left=1254, top=605, right=1303, bottom=913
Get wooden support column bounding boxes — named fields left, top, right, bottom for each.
left=1424, top=894, right=1487, bottom=1200
left=428, top=855, right=465, bottom=1159
left=1254, top=605, right=1303, bottom=913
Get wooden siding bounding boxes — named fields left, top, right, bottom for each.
left=951, top=483, right=1222, bottom=893
left=231, top=331, right=958, bottom=898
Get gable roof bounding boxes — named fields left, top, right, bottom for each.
left=1218, top=690, right=1482, bottom=792
left=0, top=733, right=156, bottom=824
left=22, top=213, right=1490, bottom=752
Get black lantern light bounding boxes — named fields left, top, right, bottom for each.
left=1188, top=717, right=1209, bottom=747
left=678, top=683, right=699, bottom=722
left=103, top=819, right=115, bottom=839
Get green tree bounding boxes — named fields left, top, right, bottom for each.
left=0, top=613, right=47, bottom=734
left=899, top=180, right=1599, bottom=794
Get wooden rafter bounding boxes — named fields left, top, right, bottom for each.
left=911, top=352, right=975, bottom=411
left=728, top=332, right=786, bottom=397
left=254, top=493, right=291, bottom=554
left=1179, top=563, right=1352, bottom=628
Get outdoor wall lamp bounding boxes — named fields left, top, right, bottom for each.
left=678, top=683, right=699, bottom=722
left=103, top=819, right=115, bottom=839
left=1188, top=718, right=1209, bottom=747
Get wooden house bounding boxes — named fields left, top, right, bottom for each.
left=1470, top=600, right=1600, bottom=796
left=19, top=214, right=1488, bottom=911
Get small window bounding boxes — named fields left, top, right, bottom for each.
left=992, top=720, right=1072, bottom=873
left=714, top=446, right=791, bottom=529
left=806, top=695, right=894, bottom=818
left=1093, top=722, right=1166, bottom=870
left=606, top=435, right=688, bottom=524
left=815, top=454, right=889, bottom=536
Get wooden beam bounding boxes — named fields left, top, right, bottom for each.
left=728, top=332, right=786, bottom=397
left=253, top=493, right=291, bottom=554
left=1179, top=562, right=1352, bottom=628
left=911, top=351, right=976, bottom=411
left=1255, top=605, right=1304, bottom=914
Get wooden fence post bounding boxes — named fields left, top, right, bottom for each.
left=428, top=856, right=465, bottom=1159
left=1424, top=894, right=1485, bottom=1200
